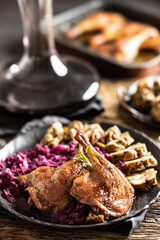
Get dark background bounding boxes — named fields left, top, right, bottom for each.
left=0, top=0, right=87, bottom=67
left=0, top=0, right=160, bottom=68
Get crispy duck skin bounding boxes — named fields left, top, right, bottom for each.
left=93, top=22, right=159, bottom=63
left=65, top=12, right=126, bottom=40
left=119, top=22, right=158, bottom=62
left=18, top=160, right=84, bottom=213
left=90, top=17, right=127, bottom=47
left=71, top=131, right=134, bottom=218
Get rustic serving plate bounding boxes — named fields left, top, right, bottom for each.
left=54, top=0, right=160, bottom=77
left=0, top=116, right=160, bottom=229
left=117, top=80, right=160, bottom=128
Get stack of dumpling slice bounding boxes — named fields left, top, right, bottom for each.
left=95, top=125, right=158, bottom=192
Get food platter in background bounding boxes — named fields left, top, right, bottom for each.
left=118, top=75, right=160, bottom=128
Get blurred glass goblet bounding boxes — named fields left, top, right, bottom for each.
left=0, top=0, right=99, bottom=114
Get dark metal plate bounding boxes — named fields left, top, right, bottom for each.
left=117, top=80, right=160, bottom=128
left=0, top=116, right=159, bottom=229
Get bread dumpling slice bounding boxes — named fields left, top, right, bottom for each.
left=124, top=154, right=158, bottom=174
left=105, top=131, right=134, bottom=153
left=127, top=168, right=157, bottom=191
left=110, top=143, right=147, bottom=163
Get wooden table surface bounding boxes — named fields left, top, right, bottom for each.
left=0, top=0, right=160, bottom=239
left=0, top=77, right=160, bottom=240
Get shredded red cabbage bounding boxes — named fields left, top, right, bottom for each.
left=117, top=161, right=127, bottom=174
left=0, top=141, right=110, bottom=224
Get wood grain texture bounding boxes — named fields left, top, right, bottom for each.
left=0, top=78, right=160, bottom=239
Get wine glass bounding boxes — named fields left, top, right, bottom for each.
left=0, top=0, right=99, bottom=114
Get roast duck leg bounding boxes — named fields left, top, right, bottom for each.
left=71, top=131, right=134, bottom=219
left=65, top=12, right=126, bottom=40
left=93, top=22, right=159, bottom=63
left=18, top=160, right=84, bottom=213
left=90, top=16, right=126, bottom=47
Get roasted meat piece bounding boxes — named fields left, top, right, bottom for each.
left=71, top=131, right=134, bottom=219
left=65, top=12, right=126, bottom=40
left=93, top=22, right=159, bottom=63
left=113, top=22, right=158, bottom=63
left=90, top=15, right=126, bottom=47
left=18, top=160, right=84, bottom=213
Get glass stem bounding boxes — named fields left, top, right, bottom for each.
left=17, top=0, right=56, bottom=57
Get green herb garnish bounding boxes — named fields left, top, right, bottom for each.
left=73, top=145, right=92, bottom=167
left=85, top=144, right=90, bottom=154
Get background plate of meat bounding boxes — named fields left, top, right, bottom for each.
left=54, top=0, right=160, bottom=77
left=0, top=116, right=160, bottom=229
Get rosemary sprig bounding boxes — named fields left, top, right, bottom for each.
left=85, top=144, right=90, bottom=154
left=73, top=145, right=92, bottom=167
